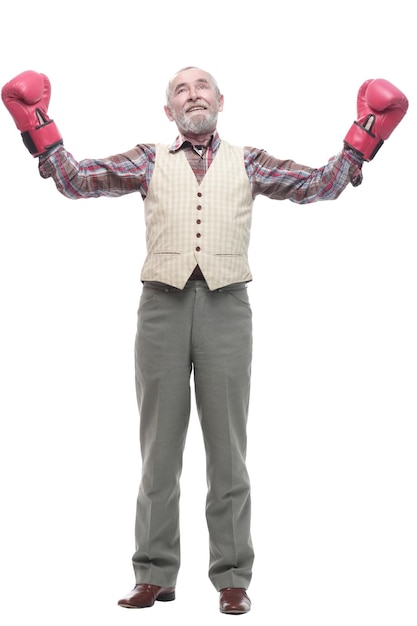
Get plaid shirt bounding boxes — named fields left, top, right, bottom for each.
left=39, top=131, right=363, bottom=203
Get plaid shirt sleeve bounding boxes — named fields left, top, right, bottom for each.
left=38, top=144, right=156, bottom=199
left=38, top=138, right=363, bottom=205
left=245, top=147, right=363, bottom=203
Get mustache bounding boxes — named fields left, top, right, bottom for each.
left=184, top=101, right=208, bottom=112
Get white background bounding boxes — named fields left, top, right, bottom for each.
left=0, top=1, right=415, bottom=625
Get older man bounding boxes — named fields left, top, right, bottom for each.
left=2, top=65, right=407, bottom=614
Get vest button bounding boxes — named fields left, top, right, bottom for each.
left=196, top=233, right=201, bottom=238
left=196, top=205, right=202, bottom=210
left=196, top=246, right=201, bottom=252
left=197, top=192, right=202, bottom=197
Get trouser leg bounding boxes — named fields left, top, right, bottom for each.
left=132, top=283, right=193, bottom=586
left=192, top=282, right=254, bottom=591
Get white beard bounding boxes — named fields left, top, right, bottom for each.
left=173, top=107, right=218, bottom=135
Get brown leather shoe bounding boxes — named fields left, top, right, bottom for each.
left=219, top=587, right=251, bottom=614
left=118, top=583, right=175, bottom=608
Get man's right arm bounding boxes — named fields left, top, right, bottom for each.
left=38, top=145, right=153, bottom=200
left=2, top=69, right=154, bottom=200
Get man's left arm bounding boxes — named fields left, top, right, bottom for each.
left=247, top=77, right=408, bottom=204
left=246, top=147, right=363, bottom=204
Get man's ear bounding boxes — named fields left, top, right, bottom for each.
left=218, top=94, right=224, bottom=112
left=164, top=105, right=174, bottom=121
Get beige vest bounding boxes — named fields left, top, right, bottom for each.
left=140, top=140, right=254, bottom=290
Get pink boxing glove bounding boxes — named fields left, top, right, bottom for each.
left=2, top=70, right=62, bottom=157
left=344, top=78, right=408, bottom=161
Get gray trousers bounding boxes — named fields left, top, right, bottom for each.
left=132, top=279, right=254, bottom=591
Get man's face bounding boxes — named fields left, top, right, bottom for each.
left=164, top=68, right=224, bottom=136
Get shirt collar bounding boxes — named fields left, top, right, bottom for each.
left=169, top=130, right=221, bottom=153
